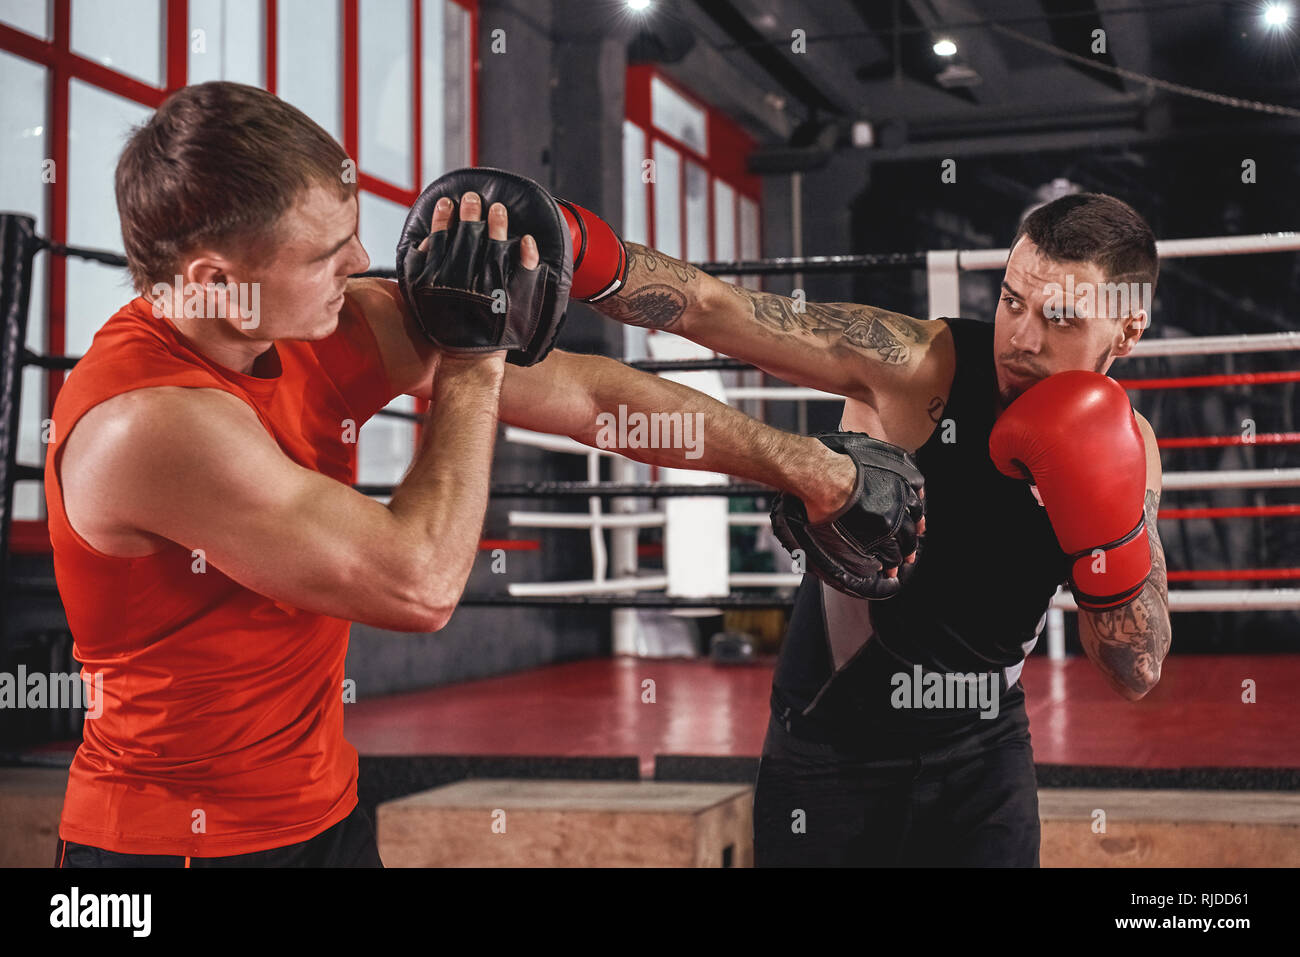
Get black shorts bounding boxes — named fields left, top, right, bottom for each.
left=753, top=701, right=1040, bottom=867
left=55, top=803, right=383, bottom=868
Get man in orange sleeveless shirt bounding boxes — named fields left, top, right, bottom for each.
left=48, top=82, right=887, bottom=867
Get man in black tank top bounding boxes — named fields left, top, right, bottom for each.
left=590, top=193, right=1172, bottom=866
left=758, top=317, right=1067, bottom=866
left=773, top=318, right=1069, bottom=735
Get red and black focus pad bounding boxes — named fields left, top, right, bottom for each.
left=770, top=432, right=926, bottom=600
left=396, top=167, right=573, bottom=366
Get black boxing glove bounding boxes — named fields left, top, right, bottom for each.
left=396, top=167, right=573, bottom=366
left=770, top=432, right=926, bottom=600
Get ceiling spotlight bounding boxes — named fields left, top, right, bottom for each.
left=1264, top=3, right=1290, bottom=26
left=933, top=38, right=957, bottom=56
left=628, top=0, right=651, bottom=11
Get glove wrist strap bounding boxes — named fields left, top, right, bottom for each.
left=1069, top=515, right=1151, bottom=610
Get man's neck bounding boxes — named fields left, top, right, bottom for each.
left=159, top=308, right=272, bottom=377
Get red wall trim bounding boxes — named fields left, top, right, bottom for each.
left=165, top=0, right=186, bottom=90
left=47, top=0, right=69, bottom=413
left=411, top=0, right=423, bottom=190
left=357, top=172, right=416, bottom=206
left=0, top=27, right=170, bottom=106
left=342, top=0, right=359, bottom=162
left=265, top=0, right=278, bottom=93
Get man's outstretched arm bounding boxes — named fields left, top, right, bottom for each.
left=497, top=348, right=857, bottom=524
left=348, top=270, right=928, bottom=450
left=592, top=242, right=946, bottom=408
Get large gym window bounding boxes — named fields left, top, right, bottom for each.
left=624, top=65, right=761, bottom=288
left=621, top=63, right=762, bottom=397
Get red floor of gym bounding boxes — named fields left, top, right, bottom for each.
left=345, top=654, right=1300, bottom=776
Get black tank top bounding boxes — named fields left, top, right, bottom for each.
left=771, top=317, right=1072, bottom=742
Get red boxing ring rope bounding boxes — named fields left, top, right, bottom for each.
left=1118, top=369, right=1300, bottom=390
left=1159, top=504, right=1300, bottom=520
left=1168, top=569, right=1300, bottom=582
left=1157, top=432, right=1300, bottom=449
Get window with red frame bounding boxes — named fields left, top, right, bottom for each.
left=623, top=65, right=762, bottom=289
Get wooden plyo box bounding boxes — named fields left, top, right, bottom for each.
left=1039, top=788, right=1300, bottom=867
left=378, top=779, right=753, bottom=867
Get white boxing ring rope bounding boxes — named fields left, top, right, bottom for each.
left=953, top=231, right=1300, bottom=271
left=927, top=231, right=1300, bottom=319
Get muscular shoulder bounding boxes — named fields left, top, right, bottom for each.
left=816, top=304, right=955, bottom=411
left=840, top=318, right=955, bottom=451
left=872, top=314, right=955, bottom=407
left=62, top=387, right=263, bottom=492
left=59, top=387, right=261, bottom=554
left=838, top=307, right=954, bottom=399
left=77, top=387, right=253, bottom=444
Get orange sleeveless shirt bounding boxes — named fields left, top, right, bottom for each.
left=46, top=295, right=393, bottom=856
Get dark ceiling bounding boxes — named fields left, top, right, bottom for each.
left=642, top=0, right=1300, bottom=164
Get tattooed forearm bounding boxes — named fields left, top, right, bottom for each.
left=594, top=243, right=700, bottom=330
left=724, top=286, right=927, bottom=366
left=599, top=283, right=688, bottom=329
left=1080, top=489, right=1172, bottom=697
left=594, top=243, right=934, bottom=401
left=625, top=243, right=700, bottom=284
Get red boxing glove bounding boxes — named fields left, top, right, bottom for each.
left=989, top=370, right=1150, bottom=610
left=556, top=199, right=629, bottom=302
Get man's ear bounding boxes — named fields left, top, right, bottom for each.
left=1112, top=311, right=1147, bottom=358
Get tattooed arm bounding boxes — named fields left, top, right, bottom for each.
left=594, top=242, right=946, bottom=407
left=1077, top=415, right=1172, bottom=700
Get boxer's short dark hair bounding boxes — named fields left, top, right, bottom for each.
left=1011, top=193, right=1159, bottom=304
left=116, top=81, right=354, bottom=294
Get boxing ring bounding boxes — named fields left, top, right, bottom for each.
left=1, top=211, right=1298, bottom=867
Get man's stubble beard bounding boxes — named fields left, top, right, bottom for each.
left=1094, top=343, right=1113, bottom=374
